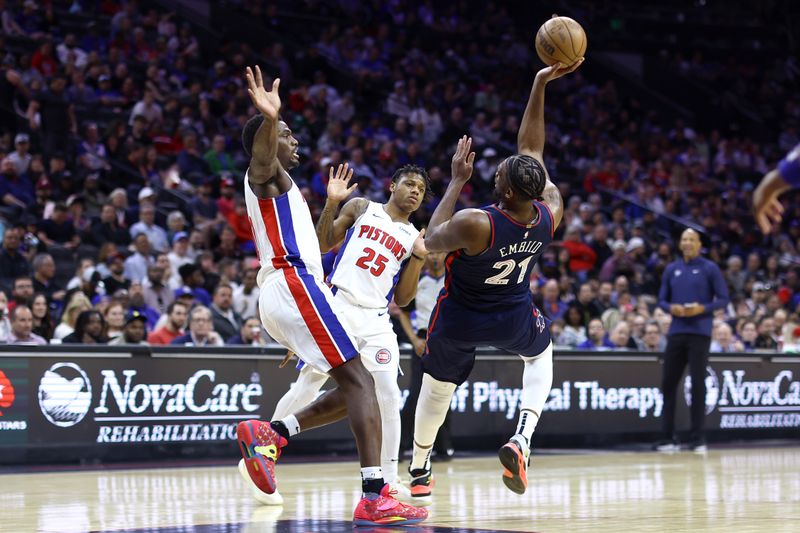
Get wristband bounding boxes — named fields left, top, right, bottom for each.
left=411, top=253, right=425, bottom=261
left=778, top=144, right=800, bottom=187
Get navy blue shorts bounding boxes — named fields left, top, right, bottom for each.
left=422, top=297, right=551, bottom=385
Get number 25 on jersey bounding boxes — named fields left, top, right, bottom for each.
left=355, top=247, right=388, bottom=277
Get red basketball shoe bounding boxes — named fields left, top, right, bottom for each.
left=237, top=420, right=288, bottom=495
left=353, top=484, right=429, bottom=526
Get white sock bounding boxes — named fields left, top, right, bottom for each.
left=272, top=365, right=328, bottom=420
left=373, top=371, right=401, bottom=484
left=361, top=466, right=383, bottom=480
left=410, top=443, right=432, bottom=473
left=411, top=374, right=456, bottom=471
left=280, top=414, right=301, bottom=437
left=361, top=466, right=384, bottom=498
left=514, top=342, right=554, bottom=451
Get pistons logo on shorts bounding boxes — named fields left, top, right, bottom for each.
left=375, top=349, right=392, bottom=365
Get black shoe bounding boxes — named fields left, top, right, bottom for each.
left=654, top=438, right=680, bottom=452
left=409, top=466, right=434, bottom=498
left=688, top=438, right=707, bottom=453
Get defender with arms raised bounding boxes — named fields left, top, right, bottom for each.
left=236, top=65, right=426, bottom=526
left=267, top=162, right=429, bottom=502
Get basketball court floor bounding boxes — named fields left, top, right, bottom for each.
left=2, top=447, right=798, bottom=532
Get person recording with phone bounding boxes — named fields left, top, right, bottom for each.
left=227, top=316, right=270, bottom=346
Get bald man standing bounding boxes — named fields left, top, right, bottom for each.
left=656, top=229, right=729, bottom=453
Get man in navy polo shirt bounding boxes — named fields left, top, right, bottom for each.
left=656, top=228, right=729, bottom=453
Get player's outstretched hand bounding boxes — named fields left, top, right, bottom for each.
left=753, top=176, right=786, bottom=234
left=451, top=135, right=476, bottom=183
left=245, top=65, right=281, bottom=120
left=412, top=228, right=428, bottom=259
left=326, top=163, right=357, bottom=203
left=753, top=193, right=784, bottom=234
left=536, top=58, right=584, bottom=83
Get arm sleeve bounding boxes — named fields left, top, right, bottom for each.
left=705, top=263, right=730, bottom=313
left=658, top=264, right=672, bottom=312
left=778, top=143, right=800, bottom=187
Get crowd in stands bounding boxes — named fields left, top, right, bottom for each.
left=0, top=1, right=798, bottom=353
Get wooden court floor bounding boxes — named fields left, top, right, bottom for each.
left=1, top=447, right=799, bottom=532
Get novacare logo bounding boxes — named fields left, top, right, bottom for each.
left=94, top=369, right=262, bottom=415
left=717, top=370, right=800, bottom=409
left=685, top=368, right=800, bottom=413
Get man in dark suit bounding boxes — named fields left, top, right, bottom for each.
left=210, top=283, right=243, bottom=341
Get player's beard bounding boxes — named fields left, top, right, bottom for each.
left=492, top=187, right=503, bottom=203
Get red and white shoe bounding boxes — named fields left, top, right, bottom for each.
left=237, top=420, right=288, bottom=495
left=498, top=440, right=529, bottom=494
left=237, top=458, right=284, bottom=505
left=353, top=484, right=429, bottom=526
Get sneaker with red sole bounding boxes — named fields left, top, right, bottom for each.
left=353, top=484, right=429, bottom=526
left=498, top=440, right=529, bottom=494
left=408, top=467, right=435, bottom=499
left=237, top=420, right=288, bottom=495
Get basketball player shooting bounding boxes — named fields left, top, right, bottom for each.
left=408, top=58, right=583, bottom=500
left=235, top=65, right=426, bottom=526
left=244, top=162, right=431, bottom=504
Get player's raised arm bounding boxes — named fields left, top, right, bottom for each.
left=517, top=61, right=582, bottom=231
left=315, top=163, right=368, bottom=252
left=245, top=65, right=282, bottom=185
left=517, top=61, right=583, bottom=160
left=424, top=136, right=489, bottom=255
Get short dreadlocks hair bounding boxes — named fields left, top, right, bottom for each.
left=390, top=164, right=432, bottom=198
left=504, top=154, right=547, bottom=201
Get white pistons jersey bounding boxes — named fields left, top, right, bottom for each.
left=328, top=201, right=420, bottom=309
left=244, top=171, right=324, bottom=286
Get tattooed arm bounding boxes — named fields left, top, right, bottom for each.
left=316, top=163, right=368, bottom=252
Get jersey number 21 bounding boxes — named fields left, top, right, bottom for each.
left=485, top=256, right=533, bottom=285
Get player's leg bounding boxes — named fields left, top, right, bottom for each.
left=238, top=277, right=426, bottom=525
left=239, top=364, right=330, bottom=506
left=400, top=340, right=424, bottom=453
left=498, top=341, right=554, bottom=495
left=492, top=307, right=554, bottom=494
left=272, top=364, right=329, bottom=420
left=410, top=374, right=456, bottom=472
left=372, top=370, right=402, bottom=485
left=356, top=317, right=404, bottom=487
left=409, top=335, right=474, bottom=499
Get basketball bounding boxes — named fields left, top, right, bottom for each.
left=535, top=16, right=587, bottom=67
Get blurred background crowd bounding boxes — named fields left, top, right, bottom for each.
left=0, top=0, right=798, bottom=352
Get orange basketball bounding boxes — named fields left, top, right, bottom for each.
left=535, top=16, right=587, bottom=67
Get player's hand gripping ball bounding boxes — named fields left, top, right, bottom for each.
left=535, top=15, right=587, bottom=67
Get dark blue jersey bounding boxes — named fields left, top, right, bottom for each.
left=442, top=202, right=554, bottom=311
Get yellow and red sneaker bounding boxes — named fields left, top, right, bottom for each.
left=237, top=420, right=288, bottom=495
left=498, top=440, right=529, bottom=494
left=353, top=484, right=429, bottom=526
